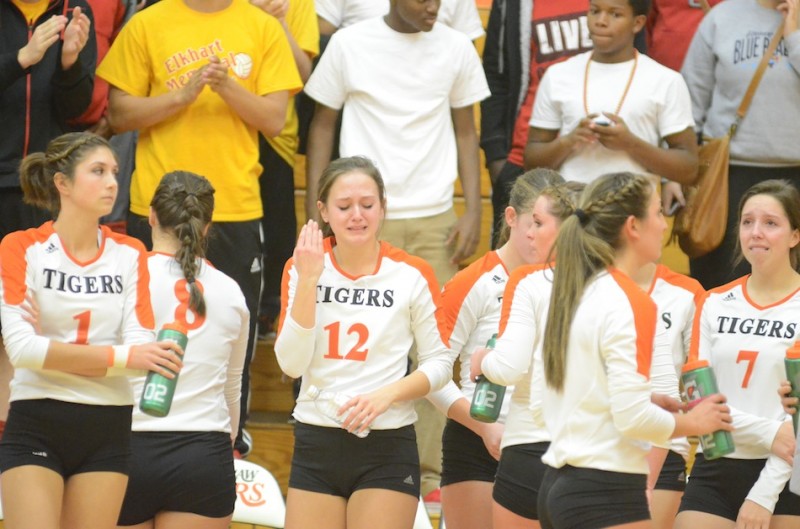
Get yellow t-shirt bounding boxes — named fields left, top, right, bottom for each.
left=11, top=0, right=48, bottom=25
left=265, top=0, right=319, bottom=167
left=97, top=0, right=302, bottom=221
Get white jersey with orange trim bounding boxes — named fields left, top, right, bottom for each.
left=275, top=238, right=456, bottom=430
left=484, top=263, right=552, bottom=450
left=428, top=250, right=512, bottom=420
left=541, top=269, right=676, bottom=475
left=0, top=222, right=155, bottom=406
left=649, top=264, right=704, bottom=458
left=689, top=276, right=798, bottom=510
left=130, top=253, right=249, bottom=434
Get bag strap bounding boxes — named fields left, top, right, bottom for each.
left=730, top=23, right=785, bottom=136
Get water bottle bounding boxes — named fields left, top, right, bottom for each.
left=785, top=341, right=800, bottom=434
left=470, top=334, right=506, bottom=423
left=139, top=322, right=189, bottom=417
left=681, top=359, right=735, bottom=459
left=307, top=385, right=370, bottom=438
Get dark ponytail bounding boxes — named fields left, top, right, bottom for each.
left=150, top=171, right=215, bottom=318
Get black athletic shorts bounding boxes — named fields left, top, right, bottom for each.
left=493, top=442, right=550, bottom=520
left=0, top=399, right=132, bottom=477
left=289, top=422, right=420, bottom=498
left=117, top=431, right=236, bottom=525
left=441, top=419, right=498, bottom=486
left=538, top=465, right=649, bottom=529
left=654, top=449, right=688, bottom=492
left=679, top=454, right=800, bottom=520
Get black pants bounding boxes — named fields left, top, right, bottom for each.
left=258, top=137, right=296, bottom=322
left=689, top=165, right=800, bottom=290
left=491, top=161, right=524, bottom=249
left=127, top=213, right=262, bottom=453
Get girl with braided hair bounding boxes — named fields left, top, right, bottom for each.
left=118, top=171, right=249, bottom=529
left=535, top=172, right=733, bottom=529
left=463, top=179, right=583, bottom=529
left=0, top=132, right=182, bottom=529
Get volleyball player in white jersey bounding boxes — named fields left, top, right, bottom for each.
left=117, top=171, right=248, bottom=529
left=465, top=181, right=581, bottom=529
left=630, top=263, right=703, bottom=529
left=536, top=172, right=732, bottom=529
left=675, top=179, right=800, bottom=529
left=429, top=169, right=564, bottom=529
left=0, top=132, right=182, bottom=529
left=275, top=156, right=457, bottom=529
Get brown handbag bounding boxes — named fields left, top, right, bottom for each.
left=673, top=23, right=784, bottom=258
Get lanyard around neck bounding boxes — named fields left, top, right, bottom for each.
left=583, top=50, right=639, bottom=117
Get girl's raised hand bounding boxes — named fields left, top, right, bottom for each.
left=293, top=220, right=325, bottom=282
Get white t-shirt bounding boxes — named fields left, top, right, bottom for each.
left=304, top=18, right=490, bottom=219
left=316, top=0, right=485, bottom=40
left=275, top=239, right=456, bottom=430
left=0, top=222, right=155, bottom=406
left=530, top=51, right=695, bottom=183
left=130, top=253, right=249, bottom=434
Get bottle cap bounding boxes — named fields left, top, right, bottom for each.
left=787, top=341, right=800, bottom=359
left=682, top=359, right=710, bottom=373
left=306, top=385, right=321, bottom=399
left=162, top=321, right=188, bottom=334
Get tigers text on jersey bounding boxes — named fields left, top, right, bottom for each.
left=429, top=251, right=513, bottom=420
left=690, top=276, right=798, bottom=459
left=488, top=263, right=552, bottom=449
left=275, top=238, right=456, bottom=430
left=0, top=222, right=154, bottom=406
left=648, top=264, right=704, bottom=457
left=130, top=253, right=249, bottom=433
left=541, top=269, right=675, bottom=475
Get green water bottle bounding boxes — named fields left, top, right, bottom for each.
left=785, top=341, right=800, bottom=435
left=681, top=359, right=735, bottom=459
left=139, top=322, right=189, bottom=417
left=470, top=334, right=506, bottom=423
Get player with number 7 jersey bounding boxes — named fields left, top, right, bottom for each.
left=676, top=179, right=800, bottom=527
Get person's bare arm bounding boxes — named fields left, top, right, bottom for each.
left=523, top=118, right=595, bottom=170
left=448, top=105, right=482, bottom=264
left=591, top=115, right=699, bottom=185
left=305, top=103, right=339, bottom=221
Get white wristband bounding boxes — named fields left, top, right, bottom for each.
left=112, top=345, right=131, bottom=369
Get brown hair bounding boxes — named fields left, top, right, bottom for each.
left=151, top=171, right=215, bottom=318
left=19, top=132, right=114, bottom=217
left=496, top=168, right=565, bottom=246
left=734, top=179, right=800, bottom=272
left=317, top=156, right=387, bottom=238
left=543, top=172, right=654, bottom=391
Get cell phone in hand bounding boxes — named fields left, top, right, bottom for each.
left=667, top=201, right=683, bottom=216
left=592, top=113, right=613, bottom=127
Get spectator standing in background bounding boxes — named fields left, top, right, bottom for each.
left=681, top=0, right=800, bottom=289
left=480, top=0, right=593, bottom=247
